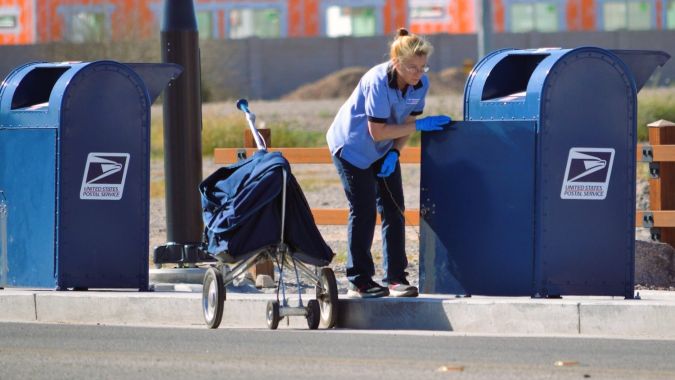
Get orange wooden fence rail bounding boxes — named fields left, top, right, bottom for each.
left=636, top=210, right=675, bottom=228
left=214, top=147, right=422, bottom=165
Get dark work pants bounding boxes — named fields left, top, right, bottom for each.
left=332, top=153, right=408, bottom=286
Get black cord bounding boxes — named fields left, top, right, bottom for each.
left=381, top=176, right=420, bottom=239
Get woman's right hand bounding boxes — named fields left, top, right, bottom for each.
left=415, top=115, right=452, bottom=131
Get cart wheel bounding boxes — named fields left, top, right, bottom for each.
left=266, top=301, right=280, bottom=330
left=306, top=299, right=320, bottom=330
left=315, top=267, right=338, bottom=328
left=202, top=267, right=225, bottom=329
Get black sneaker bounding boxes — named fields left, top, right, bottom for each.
left=347, top=279, right=390, bottom=298
left=388, top=278, right=419, bottom=297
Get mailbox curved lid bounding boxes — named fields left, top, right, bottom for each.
left=0, top=61, right=90, bottom=128
left=464, top=47, right=570, bottom=121
left=0, top=61, right=181, bottom=128
left=464, top=47, right=670, bottom=121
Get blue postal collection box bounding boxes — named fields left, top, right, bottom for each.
left=0, top=61, right=179, bottom=290
left=420, top=47, right=669, bottom=298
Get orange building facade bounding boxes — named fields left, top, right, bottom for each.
left=33, top=0, right=408, bottom=43
left=37, top=0, right=155, bottom=42
left=1, top=1, right=674, bottom=45
left=0, top=0, right=35, bottom=45
left=409, top=0, right=476, bottom=34
left=409, top=0, right=675, bottom=34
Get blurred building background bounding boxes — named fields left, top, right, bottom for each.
left=410, top=0, right=675, bottom=34
left=0, top=1, right=672, bottom=100
left=0, top=0, right=673, bottom=44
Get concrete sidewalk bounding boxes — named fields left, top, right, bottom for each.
left=1, top=287, right=674, bottom=339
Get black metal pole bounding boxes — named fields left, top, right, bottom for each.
left=154, top=0, right=205, bottom=266
left=477, top=0, right=493, bottom=59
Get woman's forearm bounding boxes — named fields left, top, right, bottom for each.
left=368, top=120, right=416, bottom=141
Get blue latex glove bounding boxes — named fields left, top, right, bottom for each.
left=415, top=115, right=452, bottom=131
left=377, top=150, right=399, bottom=178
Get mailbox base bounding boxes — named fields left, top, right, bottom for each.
left=153, top=243, right=214, bottom=268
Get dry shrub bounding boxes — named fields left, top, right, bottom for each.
left=282, top=67, right=368, bottom=100
left=283, top=66, right=468, bottom=100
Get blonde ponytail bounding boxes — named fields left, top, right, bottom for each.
left=389, top=28, right=433, bottom=63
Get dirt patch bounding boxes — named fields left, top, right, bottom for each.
left=428, top=67, right=469, bottom=95
left=282, top=67, right=368, bottom=101
left=282, top=66, right=468, bottom=101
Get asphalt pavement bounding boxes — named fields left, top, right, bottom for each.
left=1, top=322, right=675, bottom=380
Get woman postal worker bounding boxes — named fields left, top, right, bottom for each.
left=327, top=28, right=451, bottom=298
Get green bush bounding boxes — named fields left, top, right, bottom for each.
left=266, top=122, right=327, bottom=148
left=150, top=118, right=165, bottom=159
left=201, top=116, right=250, bottom=154
left=148, top=87, right=673, bottom=158
left=151, top=115, right=326, bottom=158
left=638, top=88, right=675, bottom=141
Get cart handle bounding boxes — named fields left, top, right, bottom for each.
left=236, top=98, right=267, bottom=151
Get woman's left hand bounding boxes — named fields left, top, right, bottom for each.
left=377, top=150, right=399, bottom=177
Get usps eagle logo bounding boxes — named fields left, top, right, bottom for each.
left=560, top=148, right=614, bottom=200
left=80, top=153, right=130, bottom=200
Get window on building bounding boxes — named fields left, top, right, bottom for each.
left=510, top=3, right=559, bottom=32
left=603, top=1, right=651, bottom=30
left=196, top=11, right=213, bottom=39
left=410, top=6, right=445, bottom=20
left=603, top=2, right=625, bottom=30
left=627, top=1, right=651, bottom=29
left=326, top=6, right=376, bottom=37
left=68, top=12, right=106, bottom=42
left=511, top=4, right=535, bottom=32
left=0, top=14, right=18, bottom=30
left=666, top=0, right=675, bottom=29
left=229, top=8, right=280, bottom=38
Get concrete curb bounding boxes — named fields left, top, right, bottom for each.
left=339, top=297, right=582, bottom=334
left=580, top=301, right=675, bottom=337
left=35, top=292, right=203, bottom=327
left=0, top=291, right=36, bottom=321
left=2, top=289, right=675, bottom=338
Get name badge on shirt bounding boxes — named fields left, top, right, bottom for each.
left=406, top=98, right=421, bottom=105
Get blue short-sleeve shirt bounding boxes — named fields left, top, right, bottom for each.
left=326, top=61, right=428, bottom=169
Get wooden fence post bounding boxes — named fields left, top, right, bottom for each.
left=243, top=128, right=275, bottom=284
left=647, top=119, right=675, bottom=246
